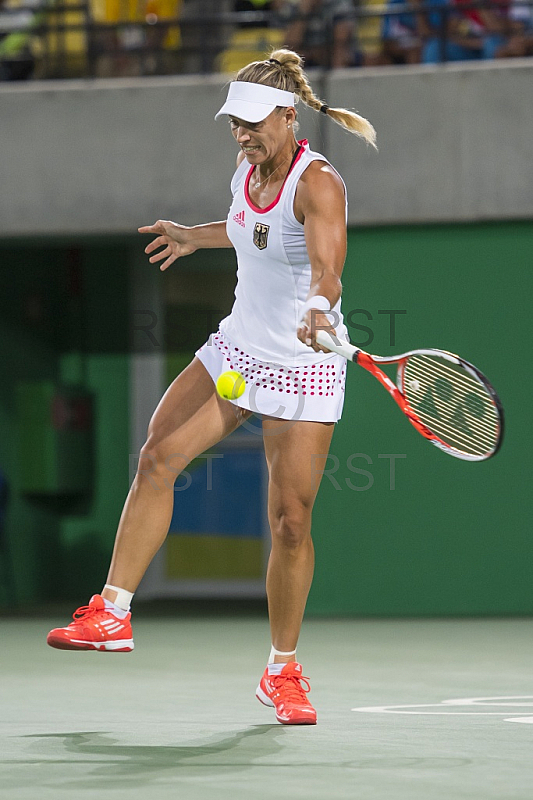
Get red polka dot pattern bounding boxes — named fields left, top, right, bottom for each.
left=207, top=331, right=346, bottom=400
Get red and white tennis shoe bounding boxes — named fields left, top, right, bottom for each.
left=256, top=661, right=317, bottom=725
left=46, top=594, right=134, bottom=652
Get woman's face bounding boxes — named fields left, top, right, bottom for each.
left=229, top=107, right=296, bottom=164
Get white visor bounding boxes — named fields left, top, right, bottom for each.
left=215, top=81, right=295, bottom=123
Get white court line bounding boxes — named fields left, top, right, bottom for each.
left=441, top=696, right=533, bottom=706
left=352, top=696, right=533, bottom=723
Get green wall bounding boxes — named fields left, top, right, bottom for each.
left=0, top=243, right=130, bottom=607
left=308, top=221, right=532, bottom=615
left=56, top=245, right=131, bottom=600
left=1, top=222, right=531, bottom=614
left=0, top=249, right=60, bottom=606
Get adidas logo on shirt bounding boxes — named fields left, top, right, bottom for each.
left=233, top=210, right=245, bottom=227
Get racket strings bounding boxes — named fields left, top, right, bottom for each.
left=408, top=363, right=496, bottom=447
left=402, top=355, right=500, bottom=457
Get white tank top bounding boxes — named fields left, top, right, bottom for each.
left=219, top=139, right=349, bottom=367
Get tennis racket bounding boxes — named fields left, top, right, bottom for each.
left=316, top=330, right=504, bottom=461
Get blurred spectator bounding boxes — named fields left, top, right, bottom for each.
left=90, top=0, right=182, bottom=77
left=357, top=0, right=391, bottom=65
left=37, top=0, right=89, bottom=78
left=281, top=0, right=357, bottom=68
left=0, top=0, right=42, bottom=79
left=216, top=0, right=286, bottom=73
left=421, top=0, right=509, bottom=62
left=381, top=0, right=423, bottom=63
left=180, top=0, right=229, bottom=74
left=496, top=0, right=533, bottom=55
left=234, top=0, right=278, bottom=28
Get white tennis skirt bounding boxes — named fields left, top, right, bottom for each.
left=195, top=330, right=347, bottom=422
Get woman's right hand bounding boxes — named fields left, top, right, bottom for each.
left=138, top=220, right=198, bottom=271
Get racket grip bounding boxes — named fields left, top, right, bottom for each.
left=315, top=330, right=359, bottom=361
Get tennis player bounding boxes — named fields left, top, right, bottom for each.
left=47, top=49, right=376, bottom=725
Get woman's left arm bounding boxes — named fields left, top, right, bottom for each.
left=295, top=162, right=347, bottom=353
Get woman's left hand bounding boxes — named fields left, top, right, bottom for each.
left=297, top=311, right=336, bottom=353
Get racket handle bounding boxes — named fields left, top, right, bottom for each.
left=315, top=330, right=359, bottom=361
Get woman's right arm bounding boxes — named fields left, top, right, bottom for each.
left=138, top=219, right=233, bottom=272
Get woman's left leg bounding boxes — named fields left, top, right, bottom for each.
left=262, top=417, right=335, bottom=663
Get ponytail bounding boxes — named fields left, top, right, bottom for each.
left=236, top=48, right=377, bottom=149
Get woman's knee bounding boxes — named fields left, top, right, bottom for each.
left=137, top=439, right=191, bottom=489
left=270, top=502, right=312, bottom=550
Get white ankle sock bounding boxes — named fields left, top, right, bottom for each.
left=267, top=663, right=288, bottom=676
left=103, top=599, right=129, bottom=619
left=269, top=645, right=297, bottom=664
left=103, top=584, right=133, bottom=612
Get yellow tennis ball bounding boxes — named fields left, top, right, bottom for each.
left=216, top=370, right=246, bottom=400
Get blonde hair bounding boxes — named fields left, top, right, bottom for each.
left=235, top=48, right=377, bottom=150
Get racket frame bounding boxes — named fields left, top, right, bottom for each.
left=315, top=330, right=504, bottom=461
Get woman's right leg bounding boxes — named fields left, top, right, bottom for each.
left=102, top=357, right=252, bottom=600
